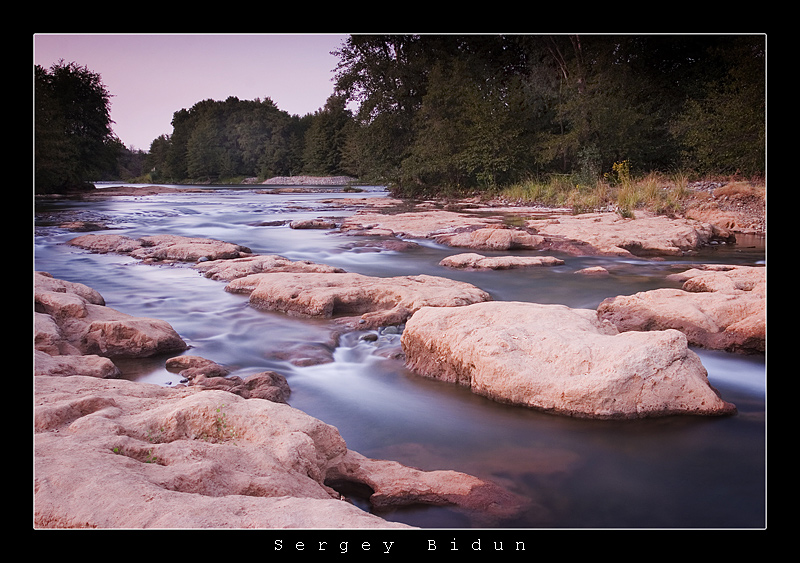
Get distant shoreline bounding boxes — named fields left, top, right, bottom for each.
left=256, top=175, right=358, bottom=186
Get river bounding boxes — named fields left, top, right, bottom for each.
left=33, top=184, right=766, bottom=529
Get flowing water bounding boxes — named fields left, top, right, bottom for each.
left=34, top=185, right=766, bottom=529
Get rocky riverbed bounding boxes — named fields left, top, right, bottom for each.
left=34, top=181, right=766, bottom=529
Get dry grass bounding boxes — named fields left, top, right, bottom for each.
left=498, top=172, right=763, bottom=217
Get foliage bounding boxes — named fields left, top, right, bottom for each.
left=332, top=34, right=766, bottom=196
left=35, top=60, right=120, bottom=193
left=671, top=37, right=766, bottom=176
left=46, top=34, right=764, bottom=197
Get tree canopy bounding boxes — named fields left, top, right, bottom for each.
left=36, top=35, right=765, bottom=195
left=35, top=60, right=120, bottom=193
left=333, top=34, right=765, bottom=195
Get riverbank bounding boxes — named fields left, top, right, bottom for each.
left=45, top=176, right=765, bottom=237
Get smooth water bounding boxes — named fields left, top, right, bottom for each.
left=34, top=185, right=766, bottom=529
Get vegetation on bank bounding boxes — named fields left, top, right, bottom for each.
left=35, top=35, right=765, bottom=202
left=497, top=163, right=692, bottom=216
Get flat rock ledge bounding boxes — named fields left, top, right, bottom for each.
left=525, top=211, right=735, bottom=257
left=68, top=233, right=252, bottom=263
left=225, top=272, right=492, bottom=330
left=440, top=253, right=564, bottom=270
left=194, top=254, right=345, bottom=281
left=598, top=264, right=766, bottom=354
left=34, top=376, right=527, bottom=528
left=340, top=209, right=735, bottom=257
left=401, top=301, right=736, bottom=419
left=67, top=233, right=346, bottom=281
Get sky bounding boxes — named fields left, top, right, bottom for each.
left=33, top=33, right=350, bottom=151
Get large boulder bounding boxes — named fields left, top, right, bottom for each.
left=35, top=272, right=187, bottom=361
left=401, top=301, right=736, bottom=419
left=225, top=272, right=492, bottom=329
left=597, top=264, right=765, bottom=354
left=34, top=375, right=527, bottom=528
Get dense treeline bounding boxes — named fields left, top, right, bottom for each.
left=331, top=34, right=765, bottom=195
left=35, top=35, right=765, bottom=196
left=144, top=93, right=353, bottom=184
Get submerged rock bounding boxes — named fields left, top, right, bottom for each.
left=401, top=301, right=736, bottom=419
left=598, top=264, right=765, bottom=354
left=225, top=272, right=492, bottom=330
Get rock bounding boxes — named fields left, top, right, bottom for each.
left=34, top=375, right=526, bottom=528
left=187, top=371, right=291, bottom=403
left=265, top=341, right=338, bottom=367
left=35, top=271, right=106, bottom=306
left=193, top=254, right=345, bottom=281
left=575, top=266, right=610, bottom=276
left=65, top=233, right=145, bottom=255
left=35, top=272, right=187, bottom=359
left=666, top=264, right=765, bottom=294
left=343, top=239, right=421, bottom=253
left=164, top=355, right=290, bottom=402
left=340, top=210, right=498, bottom=239
left=440, top=253, right=564, bottom=270
left=289, top=218, right=337, bottom=229
left=598, top=264, right=765, bottom=354
left=341, top=207, right=736, bottom=257
left=68, top=234, right=252, bottom=263
left=401, top=301, right=736, bottom=419
left=435, top=226, right=545, bottom=251
left=34, top=349, right=121, bottom=379
left=58, top=220, right=108, bottom=232
left=225, top=272, right=492, bottom=329
left=526, top=212, right=735, bottom=257
left=166, top=355, right=230, bottom=380
left=685, top=181, right=766, bottom=234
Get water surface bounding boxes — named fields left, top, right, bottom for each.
left=34, top=185, right=766, bottom=529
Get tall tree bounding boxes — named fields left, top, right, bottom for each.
left=35, top=61, right=119, bottom=193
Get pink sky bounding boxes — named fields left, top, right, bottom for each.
left=33, top=33, right=349, bottom=151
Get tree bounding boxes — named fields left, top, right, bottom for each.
left=146, top=135, right=172, bottom=182
left=160, top=96, right=306, bottom=182
left=302, top=94, right=353, bottom=175
left=35, top=61, right=119, bottom=193
left=672, top=36, right=765, bottom=176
